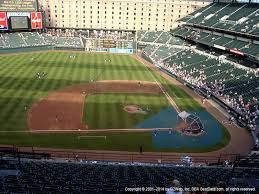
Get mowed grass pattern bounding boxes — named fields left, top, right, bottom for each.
left=0, top=51, right=222, bottom=152
left=84, top=94, right=170, bottom=129
left=0, top=52, right=155, bottom=131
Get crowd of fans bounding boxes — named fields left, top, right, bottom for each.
left=159, top=50, right=259, bottom=135
left=46, top=28, right=78, bottom=37
left=0, top=29, right=135, bottom=49
left=46, top=28, right=134, bottom=41
left=85, top=30, right=134, bottom=40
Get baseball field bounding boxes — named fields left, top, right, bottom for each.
left=0, top=51, right=247, bottom=153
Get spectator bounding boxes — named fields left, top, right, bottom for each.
left=166, top=179, right=182, bottom=194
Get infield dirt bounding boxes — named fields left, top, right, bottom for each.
left=28, top=80, right=164, bottom=131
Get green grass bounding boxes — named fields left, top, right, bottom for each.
left=147, top=68, right=204, bottom=112
left=0, top=130, right=230, bottom=152
left=0, top=52, right=155, bottom=131
left=84, top=93, right=170, bottom=129
left=0, top=51, right=203, bottom=131
left=0, top=51, right=230, bottom=152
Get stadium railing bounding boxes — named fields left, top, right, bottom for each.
left=0, top=145, right=242, bottom=165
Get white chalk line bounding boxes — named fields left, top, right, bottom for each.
left=136, top=55, right=180, bottom=113
left=0, top=128, right=173, bottom=133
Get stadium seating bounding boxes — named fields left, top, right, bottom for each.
left=0, top=38, right=5, bottom=48
left=137, top=31, right=185, bottom=46
left=168, top=36, right=185, bottom=45
left=136, top=31, right=146, bottom=40
left=143, top=44, right=159, bottom=56
left=0, top=159, right=258, bottom=194
left=139, top=31, right=162, bottom=42
left=142, top=39, right=259, bottom=118
left=42, top=33, right=58, bottom=45
left=181, top=3, right=259, bottom=36
left=155, top=32, right=172, bottom=44
left=151, top=46, right=182, bottom=61
left=0, top=160, right=240, bottom=193
left=173, top=28, right=190, bottom=37
left=171, top=27, right=259, bottom=57
left=178, top=4, right=212, bottom=23
left=224, top=39, right=248, bottom=50
left=22, top=32, right=46, bottom=46
left=0, top=32, right=84, bottom=49
left=199, top=33, right=220, bottom=43
left=55, top=37, right=83, bottom=48
left=1, top=33, right=27, bottom=48
left=212, top=36, right=232, bottom=46
left=237, top=152, right=259, bottom=168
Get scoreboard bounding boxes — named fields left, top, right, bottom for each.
left=0, top=0, right=42, bottom=31
left=0, top=0, right=38, bottom=12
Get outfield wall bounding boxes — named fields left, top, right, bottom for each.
left=0, top=46, right=54, bottom=54
left=108, top=48, right=134, bottom=54
left=55, top=47, right=85, bottom=51
left=0, top=46, right=84, bottom=54
left=0, top=46, right=135, bottom=54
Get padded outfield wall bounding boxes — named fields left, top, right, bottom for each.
left=0, top=46, right=54, bottom=53
left=0, top=46, right=135, bottom=54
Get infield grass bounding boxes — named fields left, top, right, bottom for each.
left=84, top=93, right=170, bottom=129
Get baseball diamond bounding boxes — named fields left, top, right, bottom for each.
left=0, top=0, right=259, bottom=194
left=1, top=0, right=259, bottom=192
left=0, top=51, right=252, bottom=155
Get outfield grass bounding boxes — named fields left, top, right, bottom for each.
left=0, top=51, right=230, bottom=152
left=0, top=52, right=155, bottom=131
left=84, top=93, right=170, bottom=129
left=0, top=51, right=203, bottom=131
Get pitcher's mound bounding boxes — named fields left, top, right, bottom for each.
left=124, top=105, right=148, bottom=114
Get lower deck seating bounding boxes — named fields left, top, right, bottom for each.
left=0, top=160, right=234, bottom=194
left=22, top=32, right=45, bottom=46
left=2, top=33, right=26, bottom=48
left=143, top=40, right=259, bottom=119
left=0, top=160, right=258, bottom=194
left=171, top=27, right=259, bottom=57
left=0, top=32, right=84, bottom=49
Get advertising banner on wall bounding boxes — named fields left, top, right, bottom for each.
left=109, top=48, right=134, bottom=54
left=229, top=48, right=245, bottom=57
left=0, top=12, right=8, bottom=30
left=31, top=12, right=42, bottom=29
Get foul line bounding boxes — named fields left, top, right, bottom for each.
left=135, top=55, right=181, bottom=113
left=0, top=128, right=173, bottom=134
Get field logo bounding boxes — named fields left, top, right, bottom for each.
left=31, top=12, right=42, bottom=29
left=0, top=12, right=8, bottom=30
